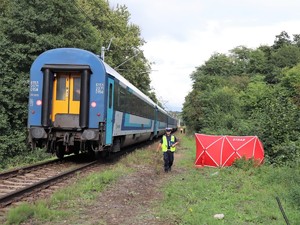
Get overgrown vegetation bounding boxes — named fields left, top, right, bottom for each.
left=0, top=0, right=156, bottom=166
left=0, top=148, right=51, bottom=171
left=157, top=135, right=300, bottom=224
left=1, top=0, right=299, bottom=223
left=4, top=135, right=299, bottom=224
left=1, top=1, right=298, bottom=169
left=182, top=31, right=300, bottom=166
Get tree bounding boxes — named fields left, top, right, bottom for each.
left=182, top=90, right=204, bottom=132
left=0, top=0, right=99, bottom=158
left=273, top=31, right=291, bottom=49
left=247, top=48, right=269, bottom=75
left=0, top=0, right=155, bottom=161
left=196, top=53, right=234, bottom=77
left=182, top=31, right=300, bottom=165
left=280, top=63, right=300, bottom=106
left=271, top=45, right=300, bottom=68
left=229, top=46, right=251, bottom=75
left=77, top=0, right=153, bottom=97
left=248, top=86, right=300, bottom=163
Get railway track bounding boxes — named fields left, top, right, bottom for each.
left=0, top=156, right=98, bottom=209
left=0, top=139, right=158, bottom=217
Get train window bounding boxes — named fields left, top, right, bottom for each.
left=114, top=84, right=155, bottom=120
left=124, top=90, right=131, bottom=113
left=131, top=93, right=138, bottom=115
left=56, top=77, right=66, bottom=100
left=73, top=77, right=80, bottom=101
left=119, top=88, right=126, bottom=112
left=158, top=111, right=167, bottom=122
left=109, top=83, right=113, bottom=108
left=114, top=83, right=120, bottom=110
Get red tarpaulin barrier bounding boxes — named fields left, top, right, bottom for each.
left=195, top=134, right=264, bottom=167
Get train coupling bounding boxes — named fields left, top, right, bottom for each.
left=63, top=132, right=73, bottom=153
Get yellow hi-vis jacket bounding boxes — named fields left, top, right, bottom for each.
left=162, top=135, right=176, bottom=152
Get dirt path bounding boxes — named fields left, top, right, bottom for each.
left=61, top=141, right=185, bottom=225
left=76, top=167, right=168, bottom=225
left=71, top=151, right=184, bottom=225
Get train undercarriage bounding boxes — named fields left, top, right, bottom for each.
left=29, top=125, right=111, bottom=160
left=29, top=126, right=155, bottom=160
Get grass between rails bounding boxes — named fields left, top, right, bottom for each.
left=3, top=134, right=300, bottom=224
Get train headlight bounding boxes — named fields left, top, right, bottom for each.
left=30, top=127, right=47, bottom=139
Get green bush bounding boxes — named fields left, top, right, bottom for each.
left=1, top=148, right=51, bottom=171
left=232, top=156, right=261, bottom=170
left=270, top=140, right=300, bottom=166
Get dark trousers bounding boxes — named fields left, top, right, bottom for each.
left=163, top=151, right=174, bottom=171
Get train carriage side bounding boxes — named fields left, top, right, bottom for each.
left=167, top=115, right=178, bottom=132
left=155, top=106, right=168, bottom=137
left=104, top=64, right=156, bottom=151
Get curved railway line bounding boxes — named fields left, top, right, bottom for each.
left=0, top=139, right=159, bottom=225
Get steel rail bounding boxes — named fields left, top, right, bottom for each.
left=0, top=158, right=62, bottom=179
left=0, top=154, right=82, bottom=179
left=0, top=161, right=97, bottom=208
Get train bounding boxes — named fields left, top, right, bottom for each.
left=27, top=48, right=178, bottom=159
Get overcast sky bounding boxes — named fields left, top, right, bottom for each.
left=108, top=0, right=300, bottom=111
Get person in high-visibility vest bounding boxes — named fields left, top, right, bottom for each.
left=157, top=128, right=179, bottom=172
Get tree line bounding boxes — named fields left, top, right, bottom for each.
left=0, top=0, right=156, bottom=165
left=2, top=1, right=298, bottom=167
left=182, top=31, right=300, bottom=166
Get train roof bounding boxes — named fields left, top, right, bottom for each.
left=102, top=61, right=156, bottom=108
left=32, top=48, right=174, bottom=117
left=104, top=65, right=172, bottom=117
left=104, top=64, right=170, bottom=116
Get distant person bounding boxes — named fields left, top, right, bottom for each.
left=157, top=128, right=179, bottom=172
left=180, top=128, right=183, bottom=134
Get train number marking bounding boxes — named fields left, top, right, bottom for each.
left=96, top=83, right=104, bottom=94
left=30, top=81, right=39, bottom=92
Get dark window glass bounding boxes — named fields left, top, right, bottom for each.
left=114, top=84, right=155, bottom=120
left=73, top=77, right=81, bottom=101
left=109, top=83, right=113, bottom=108
left=158, top=111, right=167, bottom=122
left=114, top=83, right=120, bottom=110
left=56, top=77, right=66, bottom=100
left=120, top=88, right=126, bottom=111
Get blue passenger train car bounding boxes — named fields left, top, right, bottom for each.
left=28, top=48, right=177, bottom=158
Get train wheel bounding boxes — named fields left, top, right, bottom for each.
left=86, top=147, right=95, bottom=160
left=74, top=148, right=79, bottom=155
left=94, top=151, right=101, bottom=160
left=56, top=143, right=65, bottom=160
left=99, top=150, right=111, bottom=160
left=46, top=140, right=55, bottom=153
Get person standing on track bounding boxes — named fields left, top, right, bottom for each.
left=157, top=128, right=179, bottom=172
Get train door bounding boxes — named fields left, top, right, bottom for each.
left=51, top=73, right=81, bottom=122
left=105, top=77, right=114, bottom=145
